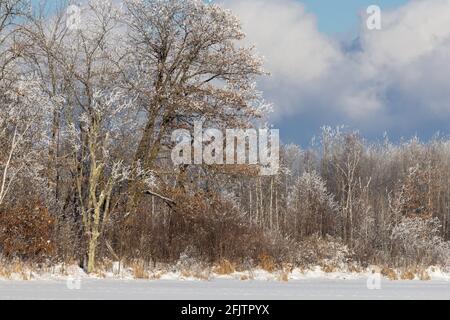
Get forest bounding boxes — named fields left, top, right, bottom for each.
left=0, top=0, right=449, bottom=279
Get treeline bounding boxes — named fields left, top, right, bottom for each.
left=0, top=0, right=448, bottom=272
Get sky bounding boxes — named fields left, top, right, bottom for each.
left=221, top=0, right=450, bottom=146
left=34, top=0, right=450, bottom=146
left=300, top=0, right=408, bottom=34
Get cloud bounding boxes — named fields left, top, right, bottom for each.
left=224, top=0, right=342, bottom=115
left=222, top=0, right=450, bottom=143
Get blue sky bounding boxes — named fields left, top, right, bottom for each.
left=224, top=0, right=450, bottom=146
left=280, top=0, right=412, bottom=144
left=301, top=0, right=408, bottom=34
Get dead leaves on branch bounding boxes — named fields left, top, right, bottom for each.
left=0, top=201, right=55, bottom=262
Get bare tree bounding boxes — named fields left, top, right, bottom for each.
left=0, top=76, right=51, bottom=207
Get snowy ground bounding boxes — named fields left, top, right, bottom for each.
left=0, top=278, right=449, bottom=300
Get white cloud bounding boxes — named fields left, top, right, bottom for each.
left=224, top=0, right=342, bottom=115
left=222, top=0, right=450, bottom=139
left=361, top=0, right=450, bottom=67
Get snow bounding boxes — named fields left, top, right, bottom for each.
left=2, top=263, right=450, bottom=281
left=1, top=263, right=449, bottom=299
left=0, top=278, right=449, bottom=300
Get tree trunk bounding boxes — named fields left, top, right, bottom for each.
left=87, top=233, right=99, bottom=273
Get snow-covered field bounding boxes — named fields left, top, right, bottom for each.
left=1, top=264, right=449, bottom=299
left=0, top=278, right=449, bottom=300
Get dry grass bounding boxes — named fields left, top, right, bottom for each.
left=418, top=269, right=431, bottom=281
left=92, top=260, right=112, bottom=278
left=193, top=271, right=210, bottom=280
left=0, top=263, right=13, bottom=279
left=97, top=259, right=113, bottom=272
left=132, top=262, right=149, bottom=279
left=400, top=270, right=415, bottom=280
left=321, top=264, right=335, bottom=273
left=296, top=266, right=307, bottom=274
left=150, top=271, right=163, bottom=280
left=348, top=264, right=362, bottom=273
left=399, top=267, right=431, bottom=280
left=278, top=272, right=289, bottom=282
left=214, top=259, right=235, bottom=275
left=180, top=270, right=191, bottom=278
left=95, top=270, right=107, bottom=278
left=0, top=265, right=7, bottom=278
left=410, top=267, right=432, bottom=281
left=259, top=253, right=276, bottom=272
left=381, top=267, right=398, bottom=280
left=282, top=263, right=294, bottom=273
left=278, top=263, right=293, bottom=281
left=0, top=261, right=30, bottom=280
left=181, top=269, right=211, bottom=280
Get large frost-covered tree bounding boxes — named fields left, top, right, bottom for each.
left=120, top=0, right=266, bottom=209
